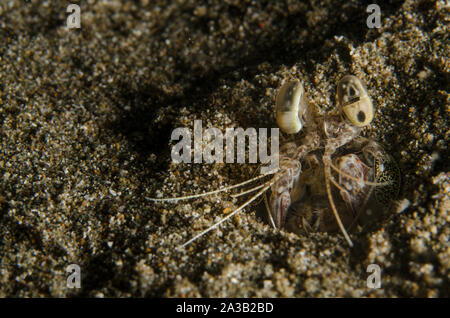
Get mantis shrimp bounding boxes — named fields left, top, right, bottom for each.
left=147, top=75, right=400, bottom=248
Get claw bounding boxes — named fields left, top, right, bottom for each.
left=270, top=191, right=291, bottom=228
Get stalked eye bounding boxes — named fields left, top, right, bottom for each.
left=337, top=75, right=374, bottom=127
left=276, top=80, right=309, bottom=134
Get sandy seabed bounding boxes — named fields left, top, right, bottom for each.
left=0, top=0, right=448, bottom=297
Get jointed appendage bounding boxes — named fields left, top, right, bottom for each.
left=272, top=75, right=398, bottom=246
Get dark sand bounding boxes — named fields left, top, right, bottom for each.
left=0, top=0, right=448, bottom=297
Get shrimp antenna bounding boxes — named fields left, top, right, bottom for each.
left=324, top=157, right=354, bottom=247
left=146, top=173, right=273, bottom=202
left=178, top=178, right=276, bottom=249
left=230, top=182, right=268, bottom=198
left=264, top=192, right=277, bottom=229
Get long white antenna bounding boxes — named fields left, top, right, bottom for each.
left=178, top=179, right=276, bottom=249
left=146, top=173, right=272, bottom=202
